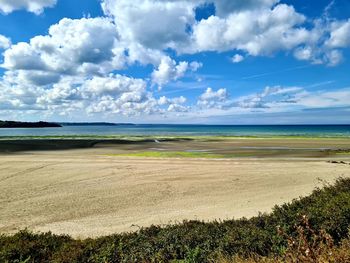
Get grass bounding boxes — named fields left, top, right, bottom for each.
left=1, top=178, right=350, bottom=262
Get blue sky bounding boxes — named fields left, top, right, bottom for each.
left=0, top=0, right=349, bottom=124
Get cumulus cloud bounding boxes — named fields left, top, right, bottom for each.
left=0, top=71, right=193, bottom=118
left=158, top=95, right=188, bottom=112
left=102, top=0, right=311, bottom=58
left=101, top=0, right=287, bottom=55
left=151, top=57, right=202, bottom=87
left=0, top=0, right=57, bottom=14
left=0, top=15, right=200, bottom=119
left=292, top=17, right=350, bottom=66
left=190, top=4, right=307, bottom=55
left=197, top=87, right=229, bottom=109
left=77, top=75, right=156, bottom=116
left=213, top=0, right=279, bottom=16
left=0, top=75, right=45, bottom=111
left=158, top=95, right=186, bottom=105
left=1, top=15, right=199, bottom=89
left=101, top=0, right=350, bottom=67
left=101, top=0, right=196, bottom=50
left=2, top=17, right=124, bottom=86
left=231, top=54, right=244, bottom=63
left=0, top=34, right=11, bottom=49
left=235, top=86, right=302, bottom=109
left=326, top=19, right=350, bottom=48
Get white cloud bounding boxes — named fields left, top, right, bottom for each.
left=2, top=65, right=350, bottom=120
left=183, top=85, right=350, bottom=123
left=103, top=0, right=309, bottom=57
left=197, top=87, right=229, bottom=109
left=126, top=43, right=165, bottom=66
left=1, top=15, right=198, bottom=91
left=294, top=46, right=313, bottom=61
left=4, top=70, right=60, bottom=86
left=158, top=95, right=186, bottom=105
left=213, top=0, right=279, bottom=16
left=101, top=0, right=309, bottom=58
left=191, top=4, right=307, bottom=55
left=0, top=15, right=201, bottom=119
left=325, top=49, right=343, bottom=66
left=326, top=19, right=350, bottom=48
left=297, top=89, right=350, bottom=108
left=101, top=0, right=284, bottom=54
left=293, top=18, right=350, bottom=66
left=101, top=0, right=196, bottom=50
left=0, top=0, right=57, bottom=14
left=189, top=61, right=203, bottom=71
left=167, top=103, right=189, bottom=112
left=231, top=54, right=244, bottom=63
left=82, top=75, right=146, bottom=98
left=232, top=85, right=350, bottom=112
left=0, top=75, right=45, bottom=111
left=0, top=71, right=193, bottom=118
left=3, top=42, right=48, bottom=71
left=0, top=34, right=11, bottom=49
left=2, top=17, right=124, bottom=86
left=235, top=86, right=302, bottom=109
left=158, top=95, right=188, bottom=112
left=35, top=74, right=155, bottom=116
left=101, top=0, right=350, bottom=67
left=151, top=56, right=201, bottom=87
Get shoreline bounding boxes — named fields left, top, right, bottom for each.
left=0, top=137, right=349, bottom=158
left=2, top=134, right=350, bottom=139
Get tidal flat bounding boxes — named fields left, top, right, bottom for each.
left=0, top=136, right=350, bottom=237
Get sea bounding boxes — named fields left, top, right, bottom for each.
left=0, top=124, right=350, bottom=137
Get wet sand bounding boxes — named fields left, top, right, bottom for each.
left=0, top=138, right=350, bottom=238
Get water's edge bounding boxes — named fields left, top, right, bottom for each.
left=0, top=124, right=350, bottom=137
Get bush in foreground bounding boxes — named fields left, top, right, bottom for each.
left=1, top=178, right=350, bottom=262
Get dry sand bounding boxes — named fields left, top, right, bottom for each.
left=0, top=139, right=350, bottom=238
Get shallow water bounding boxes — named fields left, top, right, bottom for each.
left=0, top=124, right=350, bottom=137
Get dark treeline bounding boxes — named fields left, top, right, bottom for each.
left=0, top=121, right=61, bottom=128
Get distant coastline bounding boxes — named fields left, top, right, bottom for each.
left=59, top=122, right=134, bottom=126
left=0, top=121, right=61, bottom=128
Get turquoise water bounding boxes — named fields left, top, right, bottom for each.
left=0, top=125, right=350, bottom=137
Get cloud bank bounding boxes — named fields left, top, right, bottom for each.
left=0, top=0, right=57, bottom=14
left=0, top=0, right=350, bottom=122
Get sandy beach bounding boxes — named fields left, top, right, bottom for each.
left=1, top=138, right=350, bottom=238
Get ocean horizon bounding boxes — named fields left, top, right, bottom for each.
left=1, top=124, right=350, bottom=137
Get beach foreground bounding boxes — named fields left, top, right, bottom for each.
left=1, top=137, right=350, bottom=238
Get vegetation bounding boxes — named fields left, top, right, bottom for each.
left=1, top=178, right=350, bottom=262
left=0, top=121, right=61, bottom=128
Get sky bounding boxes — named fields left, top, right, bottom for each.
left=0, top=0, right=349, bottom=124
